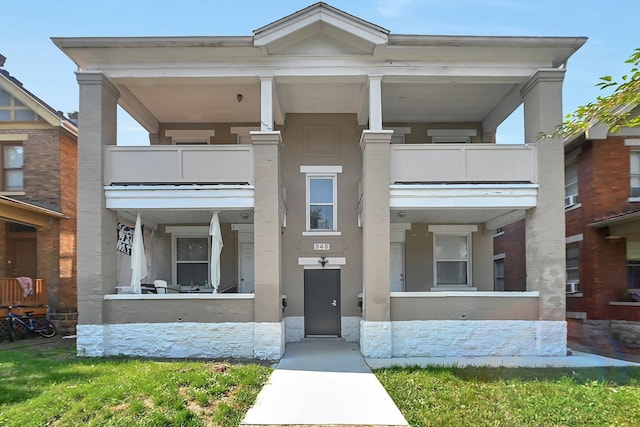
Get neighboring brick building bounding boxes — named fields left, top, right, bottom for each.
left=494, top=121, right=640, bottom=349
left=0, top=54, right=78, bottom=334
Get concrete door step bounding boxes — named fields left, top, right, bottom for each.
left=300, top=336, right=345, bottom=342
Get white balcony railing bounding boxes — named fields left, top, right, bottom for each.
left=390, top=144, right=538, bottom=184
left=104, top=145, right=254, bottom=185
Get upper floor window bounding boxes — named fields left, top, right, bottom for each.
left=630, top=151, right=640, bottom=197
left=1, top=143, right=23, bottom=191
left=494, top=257, right=505, bottom=291
left=301, top=165, right=341, bottom=235
left=565, top=161, right=579, bottom=207
left=0, top=89, right=39, bottom=122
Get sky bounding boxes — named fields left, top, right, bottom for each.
left=2, top=0, right=639, bottom=144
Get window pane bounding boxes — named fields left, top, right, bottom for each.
left=565, top=162, right=577, bottom=186
left=631, top=153, right=640, bottom=174
left=177, top=238, right=208, bottom=261
left=567, top=269, right=580, bottom=282
left=437, top=261, right=467, bottom=285
left=14, top=109, right=35, bottom=121
left=177, top=263, right=208, bottom=286
left=14, top=98, right=26, bottom=107
left=435, top=236, right=467, bottom=260
left=0, top=90, right=9, bottom=106
left=4, top=146, right=23, bottom=168
left=310, top=205, right=333, bottom=229
left=628, top=262, right=640, bottom=288
left=0, top=111, right=10, bottom=121
left=5, top=170, right=23, bottom=191
left=310, top=178, right=333, bottom=203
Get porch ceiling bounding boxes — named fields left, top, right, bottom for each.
left=390, top=208, right=519, bottom=225
left=116, top=76, right=518, bottom=126
left=116, top=209, right=253, bottom=228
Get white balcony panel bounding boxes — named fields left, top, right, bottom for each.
left=390, top=184, right=538, bottom=209
left=105, top=185, right=254, bottom=210
left=390, top=144, right=538, bottom=184
left=105, top=145, right=254, bottom=185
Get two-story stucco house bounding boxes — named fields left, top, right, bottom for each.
left=53, top=3, right=586, bottom=359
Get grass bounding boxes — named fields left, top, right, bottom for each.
left=375, top=365, right=640, bottom=427
left=0, top=340, right=272, bottom=427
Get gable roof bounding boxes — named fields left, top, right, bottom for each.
left=254, top=3, right=388, bottom=54
left=0, top=67, right=78, bottom=135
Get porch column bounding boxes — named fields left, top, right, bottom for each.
left=251, top=131, right=284, bottom=358
left=360, top=130, right=393, bottom=358
left=368, top=75, right=383, bottom=131
left=522, top=69, right=567, bottom=355
left=75, top=73, right=119, bottom=337
left=260, top=76, right=274, bottom=132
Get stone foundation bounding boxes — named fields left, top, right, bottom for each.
left=77, top=321, right=284, bottom=359
left=580, top=319, right=640, bottom=349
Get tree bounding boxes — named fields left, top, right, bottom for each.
left=547, top=48, right=640, bottom=139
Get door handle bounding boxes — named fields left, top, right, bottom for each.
left=330, top=300, right=337, bottom=307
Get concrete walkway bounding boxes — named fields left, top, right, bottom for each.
left=241, top=340, right=640, bottom=427
left=241, top=340, right=409, bottom=427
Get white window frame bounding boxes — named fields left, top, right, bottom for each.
left=166, top=226, right=210, bottom=288
left=427, top=129, right=476, bottom=144
left=564, top=160, right=579, bottom=207
left=1, top=141, right=24, bottom=192
left=165, top=129, right=215, bottom=145
left=626, top=140, right=640, bottom=201
left=429, top=225, right=477, bottom=289
left=301, top=165, right=342, bottom=236
left=566, top=234, right=582, bottom=293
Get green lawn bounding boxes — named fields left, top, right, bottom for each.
left=0, top=340, right=272, bottom=427
left=3, top=339, right=640, bottom=427
left=375, top=365, right=640, bottom=427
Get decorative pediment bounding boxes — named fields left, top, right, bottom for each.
left=253, top=2, right=389, bottom=55
left=0, top=73, right=61, bottom=126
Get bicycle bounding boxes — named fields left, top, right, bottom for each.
left=5, top=306, right=57, bottom=341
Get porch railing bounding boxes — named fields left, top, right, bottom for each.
left=390, top=143, right=538, bottom=184
left=104, top=145, right=254, bottom=185
left=0, top=277, right=47, bottom=307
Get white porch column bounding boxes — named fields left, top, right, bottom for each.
left=359, top=129, right=393, bottom=357
left=368, top=75, right=383, bottom=131
left=522, top=69, right=567, bottom=323
left=75, top=73, right=119, bottom=329
left=260, top=76, right=274, bottom=132
left=251, top=131, right=284, bottom=358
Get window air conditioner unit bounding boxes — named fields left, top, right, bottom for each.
left=566, top=282, right=579, bottom=294
left=564, top=194, right=578, bottom=207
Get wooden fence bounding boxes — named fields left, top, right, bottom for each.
left=0, top=277, right=47, bottom=310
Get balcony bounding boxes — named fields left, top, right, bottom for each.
left=0, top=277, right=47, bottom=317
left=104, top=145, right=254, bottom=186
left=390, top=143, right=538, bottom=184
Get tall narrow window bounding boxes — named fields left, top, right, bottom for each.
left=494, top=258, right=505, bottom=291
left=565, top=161, right=579, bottom=206
left=1, top=144, right=24, bottom=191
left=630, top=151, right=640, bottom=197
left=566, top=241, right=580, bottom=292
left=301, top=165, right=341, bottom=235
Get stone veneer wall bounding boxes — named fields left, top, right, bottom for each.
left=285, top=316, right=361, bottom=343
left=76, top=322, right=284, bottom=359
left=580, top=319, right=640, bottom=349
left=361, top=320, right=567, bottom=358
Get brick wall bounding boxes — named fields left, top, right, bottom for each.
left=493, top=220, right=526, bottom=291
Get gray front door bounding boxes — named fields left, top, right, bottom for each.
left=304, top=269, right=340, bottom=336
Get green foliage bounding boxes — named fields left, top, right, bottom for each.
left=548, top=48, right=640, bottom=139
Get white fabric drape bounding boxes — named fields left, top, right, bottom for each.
left=209, top=211, right=223, bottom=293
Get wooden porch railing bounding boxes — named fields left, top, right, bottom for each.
left=0, top=277, right=47, bottom=308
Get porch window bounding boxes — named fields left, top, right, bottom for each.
left=1, top=143, right=23, bottom=191
left=630, top=151, right=640, bottom=198
left=301, top=165, right=341, bottom=235
left=434, top=234, right=470, bottom=286
left=176, top=237, right=209, bottom=287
